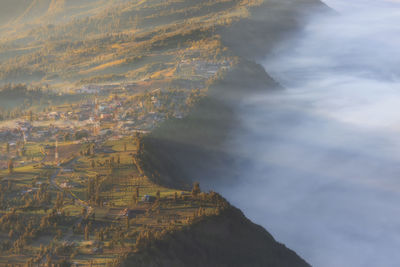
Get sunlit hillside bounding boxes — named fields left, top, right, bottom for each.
left=0, top=0, right=122, bottom=27
left=0, top=0, right=261, bottom=87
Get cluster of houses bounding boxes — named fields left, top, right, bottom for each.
left=76, top=83, right=138, bottom=95
left=0, top=82, right=195, bottom=172
left=43, top=108, right=91, bottom=122
left=0, top=128, right=23, bottom=144
left=0, top=121, right=32, bottom=143
left=176, top=59, right=231, bottom=79
left=116, top=195, right=157, bottom=219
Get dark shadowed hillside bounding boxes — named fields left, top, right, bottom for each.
left=220, top=0, right=330, bottom=60
left=117, top=202, right=310, bottom=267
left=137, top=59, right=280, bottom=189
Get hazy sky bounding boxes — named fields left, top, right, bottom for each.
left=216, top=1, right=400, bottom=266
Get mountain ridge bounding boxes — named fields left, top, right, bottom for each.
left=116, top=203, right=311, bottom=267
left=0, top=0, right=329, bottom=265
left=137, top=0, right=330, bottom=188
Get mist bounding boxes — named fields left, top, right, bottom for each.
left=216, top=1, right=400, bottom=266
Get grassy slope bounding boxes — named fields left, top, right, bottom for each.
left=0, top=0, right=118, bottom=27
left=0, top=0, right=246, bottom=85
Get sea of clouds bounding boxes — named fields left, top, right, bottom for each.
left=217, top=0, right=400, bottom=266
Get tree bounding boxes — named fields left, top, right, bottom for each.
left=191, top=182, right=201, bottom=197
left=81, top=207, right=87, bottom=217
left=64, top=133, right=71, bottom=142
left=29, top=110, right=33, bottom=122
left=98, top=229, right=104, bottom=241
left=84, top=225, right=90, bottom=241
left=132, top=194, right=137, bottom=205
left=7, top=180, right=12, bottom=190
left=58, top=259, right=72, bottom=267
left=8, top=159, right=14, bottom=174
left=110, top=156, right=115, bottom=169
left=90, top=144, right=95, bottom=156
left=56, top=229, right=63, bottom=240
left=55, top=192, right=64, bottom=210
left=6, top=143, right=10, bottom=153
left=134, top=133, right=143, bottom=155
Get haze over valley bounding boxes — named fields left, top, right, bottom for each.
left=218, top=1, right=400, bottom=266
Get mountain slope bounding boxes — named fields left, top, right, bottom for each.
left=0, top=0, right=328, bottom=266
left=0, top=0, right=253, bottom=85
left=137, top=59, right=279, bottom=189
left=137, top=0, right=329, bottom=188
left=117, top=204, right=310, bottom=267
left=0, top=0, right=123, bottom=35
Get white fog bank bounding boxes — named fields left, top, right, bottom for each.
left=216, top=1, right=400, bottom=266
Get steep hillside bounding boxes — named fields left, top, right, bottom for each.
left=221, top=0, right=330, bottom=60
left=116, top=205, right=310, bottom=267
left=0, top=0, right=255, bottom=85
left=0, top=0, right=120, bottom=28
left=137, top=59, right=280, bottom=189
left=137, top=0, right=329, bottom=188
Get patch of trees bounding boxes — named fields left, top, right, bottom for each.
left=80, top=143, right=95, bottom=156
left=75, top=130, right=90, bottom=141
left=21, top=183, right=52, bottom=211
left=87, top=175, right=105, bottom=206
left=80, top=74, right=126, bottom=84
left=0, top=84, right=82, bottom=118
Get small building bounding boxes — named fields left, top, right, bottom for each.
left=92, top=247, right=104, bottom=254
left=48, top=112, right=60, bottom=120
left=141, top=195, right=156, bottom=203
left=119, top=208, right=146, bottom=219
left=100, top=114, right=113, bottom=121
left=77, top=85, right=100, bottom=94
left=60, top=182, right=72, bottom=189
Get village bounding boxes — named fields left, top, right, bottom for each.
left=0, top=27, right=232, bottom=264
left=0, top=73, right=218, bottom=266
left=0, top=82, right=204, bottom=158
